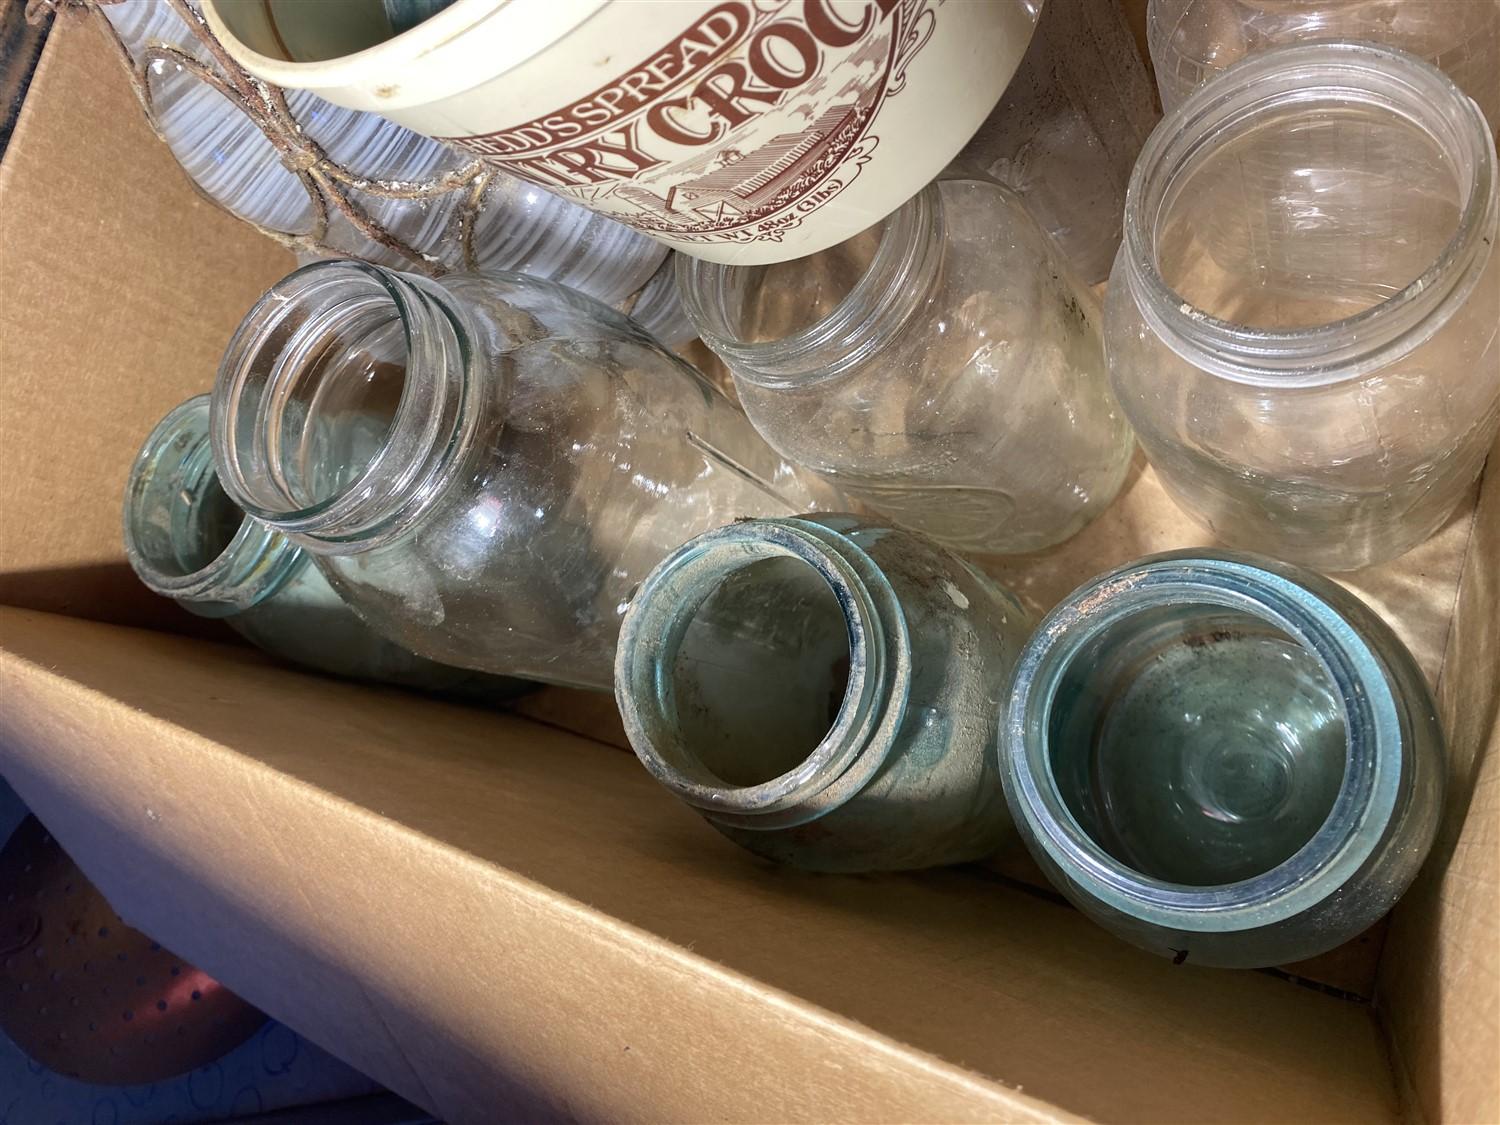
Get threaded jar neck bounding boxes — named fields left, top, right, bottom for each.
left=124, top=395, right=303, bottom=618
left=1002, top=551, right=1418, bottom=933
left=615, top=517, right=912, bottom=832
left=211, top=260, right=481, bottom=553
left=675, top=186, right=945, bottom=387
left=1121, top=41, right=1498, bottom=387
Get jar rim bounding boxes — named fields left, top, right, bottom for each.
left=1000, top=551, right=1406, bottom=932
left=675, top=185, right=944, bottom=387
left=211, top=260, right=478, bottom=553
left=615, top=517, right=911, bottom=830
left=1121, top=41, right=1499, bottom=388
left=124, top=395, right=302, bottom=616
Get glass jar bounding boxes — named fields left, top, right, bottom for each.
left=958, top=0, right=1161, bottom=284
left=100, top=0, right=666, bottom=302
left=616, top=515, right=1032, bottom=873
left=124, top=395, right=528, bottom=700
left=1000, top=551, right=1445, bottom=968
left=1148, top=0, right=1500, bottom=129
left=1106, top=43, right=1500, bottom=572
left=210, top=262, right=819, bottom=690
left=678, top=179, right=1134, bottom=557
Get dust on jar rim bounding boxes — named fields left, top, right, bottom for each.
left=614, top=517, right=911, bottom=832
left=998, top=552, right=1406, bottom=933
left=1120, top=40, right=1499, bottom=389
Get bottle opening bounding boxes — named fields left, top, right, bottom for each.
left=676, top=187, right=939, bottom=383
left=1155, top=91, right=1462, bottom=330
left=1045, top=603, right=1347, bottom=887
left=126, top=399, right=249, bottom=582
left=669, top=555, right=852, bottom=789
left=213, top=261, right=471, bottom=549
left=1126, top=42, right=1497, bottom=383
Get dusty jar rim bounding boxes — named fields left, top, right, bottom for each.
left=1121, top=40, right=1499, bottom=389
left=1000, top=551, right=1406, bottom=933
left=615, top=517, right=911, bottom=830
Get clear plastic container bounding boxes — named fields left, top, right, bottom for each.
left=1106, top=42, right=1500, bottom=571
left=1001, top=551, right=1445, bottom=968
left=616, top=515, right=1032, bottom=873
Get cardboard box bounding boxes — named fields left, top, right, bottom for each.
left=0, top=10, right=1495, bottom=1123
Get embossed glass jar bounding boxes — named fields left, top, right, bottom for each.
left=679, top=179, right=1135, bottom=556
left=1001, top=551, right=1445, bottom=968
left=125, top=395, right=527, bottom=699
left=616, top=515, right=1032, bottom=872
left=1147, top=0, right=1500, bottom=128
left=1106, top=43, right=1500, bottom=571
left=210, top=261, right=818, bottom=689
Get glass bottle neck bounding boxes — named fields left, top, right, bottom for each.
left=124, top=395, right=304, bottom=618
left=1121, top=41, right=1498, bottom=387
left=211, top=260, right=481, bottom=553
left=676, top=185, right=946, bottom=388
left=616, top=517, right=913, bottom=831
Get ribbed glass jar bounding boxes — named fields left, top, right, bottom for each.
left=1148, top=0, right=1500, bottom=129
left=616, top=515, right=1032, bottom=873
left=1001, top=551, right=1444, bottom=969
left=959, top=0, right=1160, bottom=284
left=124, top=394, right=528, bottom=700
left=679, top=179, right=1134, bottom=557
left=1106, top=43, right=1500, bottom=571
left=210, top=262, right=819, bottom=690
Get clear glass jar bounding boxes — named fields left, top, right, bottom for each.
left=678, top=179, right=1135, bottom=557
left=616, top=515, right=1032, bottom=873
left=958, top=0, right=1161, bottom=284
left=1106, top=43, right=1500, bottom=572
left=124, top=395, right=528, bottom=700
left=210, top=262, right=819, bottom=690
left=100, top=0, right=666, bottom=302
left=1148, top=0, right=1500, bottom=129
left=1001, top=551, right=1445, bottom=968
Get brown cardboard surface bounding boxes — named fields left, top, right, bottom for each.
left=0, top=5, right=1495, bottom=1123
left=0, top=10, right=292, bottom=631
left=0, top=609, right=1398, bottom=1125
left=1380, top=445, right=1500, bottom=1125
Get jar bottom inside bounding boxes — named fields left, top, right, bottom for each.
left=670, top=556, right=851, bottom=788
left=171, top=473, right=244, bottom=576
left=1047, top=605, right=1347, bottom=886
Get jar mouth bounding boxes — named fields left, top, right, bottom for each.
left=211, top=260, right=476, bottom=552
left=675, top=185, right=943, bottom=387
left=615, top=518, right=910, bottom=831
left=123, top=395, right=298, bottom=616
left=1001, top=552, right=1405, bottom=932
left=1122, top=41, right=1498, bottom=388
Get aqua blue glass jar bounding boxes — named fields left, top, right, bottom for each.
left=1000, top=551, right=1444, bottom=968
left=615, top=515, right=1032, bottom=873
left=125, top=394, right=527, bottom=700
